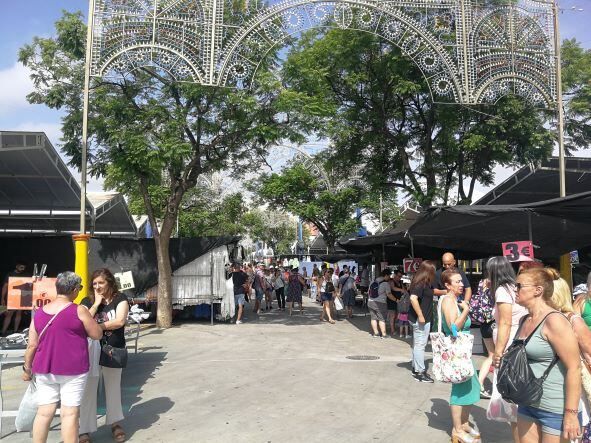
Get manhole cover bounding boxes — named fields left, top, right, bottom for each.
left=346, top=355, right=380, bottom=361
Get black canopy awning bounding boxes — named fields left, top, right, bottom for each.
left=408, top=191, right=591, bottom=259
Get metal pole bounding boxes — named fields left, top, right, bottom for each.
left=81, top=0, right=96, bottom=234
left=553, top=0, right=566, bottom=198
left=527, top=212, right=533, bottom=243
left=553, top=0, right=572, bottom=287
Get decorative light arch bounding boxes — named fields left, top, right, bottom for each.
left=90, top=0, right=557, bottom=107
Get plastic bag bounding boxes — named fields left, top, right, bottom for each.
left=15, top=380, right=37, bottom=432
left=487, top=370, right=517, bottom=423
left=334, top=297, right=344, bottom=311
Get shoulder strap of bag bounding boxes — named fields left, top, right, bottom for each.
left=437, top=294, right=446, bottom=334
left=38, top=302, right=72, bottom=342
left=523, top=311, right=561, bottom=345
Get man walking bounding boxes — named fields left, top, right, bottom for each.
left=231, top=263, right=248, bottom=324
left=338, top=270, right=357, bottom=319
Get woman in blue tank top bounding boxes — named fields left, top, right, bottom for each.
left=440, top=269, right=481, bottom=443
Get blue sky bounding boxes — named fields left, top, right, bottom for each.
left=0, top=0, right=590, bottom=195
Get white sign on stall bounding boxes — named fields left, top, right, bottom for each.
left=114, top=271, right=135, bottom=290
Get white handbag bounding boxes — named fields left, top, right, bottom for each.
left=429, top=295, right=475, bottom=384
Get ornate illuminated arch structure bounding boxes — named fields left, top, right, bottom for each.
left=91, top=0, right=556, bottom=106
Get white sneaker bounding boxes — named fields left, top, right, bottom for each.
left=405, top=334, right=412, bottom=338
left=236, top=320, right=243, bottom=324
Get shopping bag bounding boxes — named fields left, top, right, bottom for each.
left=15, top=380, right=37, bottom=432
left=334, top=297, right=344, bottom=311
left=487, top=370, right=517, bottom=422
left=429, top=296, right=474, bottom=384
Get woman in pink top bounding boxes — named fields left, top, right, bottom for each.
left=487, top=256, right=527, bottom=442
left=22, top=272, right=102, bottom=443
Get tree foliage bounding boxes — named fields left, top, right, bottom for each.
left=19, top=11, right=298, bottom=327
left=242, top=209, right=297, bottom=256
left=255, top=161, right=368, bottom=252
left=281, top=29, right=556, bottom=205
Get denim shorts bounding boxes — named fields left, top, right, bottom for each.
left=518, top=405, right=581, bottom=436
left=234, top=293, right=245, bottom=306
left=255, top=289, right=264, bottom=301
left=321, top=292, right=333, bottom=302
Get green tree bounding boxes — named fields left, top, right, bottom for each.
left=561, top=39, right=591, bottom=152
left=281, top=28, right=555, bottom=205
left=19, top=11, right=298, bottom=327
left=178, top=192, right=246, bottom=237
left=242, top=209, right=297, bottom=255
left=255, top=162, right=362, bottom=252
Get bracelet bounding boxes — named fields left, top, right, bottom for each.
left=565, top=408, right=578, bottom=415
left=22, top=364, right=31, bottom=373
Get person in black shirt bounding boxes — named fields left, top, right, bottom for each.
left=1, top=259, right=28, bottom=335
left=409, top=260, right=437, bottom=383
left=388, top=269, right=405, bottom=337
left=231, top=263, right=248, bottom=324
left=79, top=268, right=129, bottom=443
left=434, top=252, right=472, bottom=304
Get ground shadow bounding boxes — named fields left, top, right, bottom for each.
left=91, top=350, right=170, bottom=441
left=424, top=398, right=487, bottom=435
left=178, top=297, right=336, bottom=327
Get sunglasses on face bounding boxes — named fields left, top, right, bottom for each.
left=515, top=283, right=537, bottom=291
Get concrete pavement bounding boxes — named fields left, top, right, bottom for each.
left=1, top=298, right=512, bottom=442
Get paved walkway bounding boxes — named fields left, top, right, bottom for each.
left=1, top=298, right=512, bottom=442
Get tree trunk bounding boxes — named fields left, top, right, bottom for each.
left=155, top=233, right=173, bottom=328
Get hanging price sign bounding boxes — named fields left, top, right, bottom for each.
left=403, top=258, right=423, bottom=273
left=502, top=241, right=534, bottom=262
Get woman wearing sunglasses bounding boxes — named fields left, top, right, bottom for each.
left=506, top=267, right=581, bottom=442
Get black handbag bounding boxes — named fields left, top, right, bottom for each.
left=496, top=312, right=560, bottom=405
left=99, top=340, right=128, bottom=369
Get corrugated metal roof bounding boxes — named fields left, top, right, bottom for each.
left=0, top=131, right=136, bottom=236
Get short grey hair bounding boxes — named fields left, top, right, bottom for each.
left=55, top=271, right=82, bottom=295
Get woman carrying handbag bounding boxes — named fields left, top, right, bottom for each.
left=439, top=269, right=481, bottom=443
left=79, top=268, right=129, bottom=443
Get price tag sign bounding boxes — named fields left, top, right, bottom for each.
left=502, top=241, right=534, bottom=262
left=7, top=277, right=57, bottom=310
left=403, top=258, right=423, bottom=273
left=114, top=271, right=135, bottom=290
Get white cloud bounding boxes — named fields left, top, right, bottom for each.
left=0, top=62, right=35, bottom=114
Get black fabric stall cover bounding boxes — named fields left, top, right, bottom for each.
left=408, top=191, right=591, bottom=259
left=0, top=236, right=239, bottom=295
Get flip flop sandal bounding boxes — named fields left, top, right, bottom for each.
left=111, top=425, right=126, bottom=443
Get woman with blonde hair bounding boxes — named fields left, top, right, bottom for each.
left=549, top=270, right=591, bottom=442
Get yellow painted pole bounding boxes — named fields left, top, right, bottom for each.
left=73, top=234, right=90, bottom=304
left=560, top=253, right=573, bottom=290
